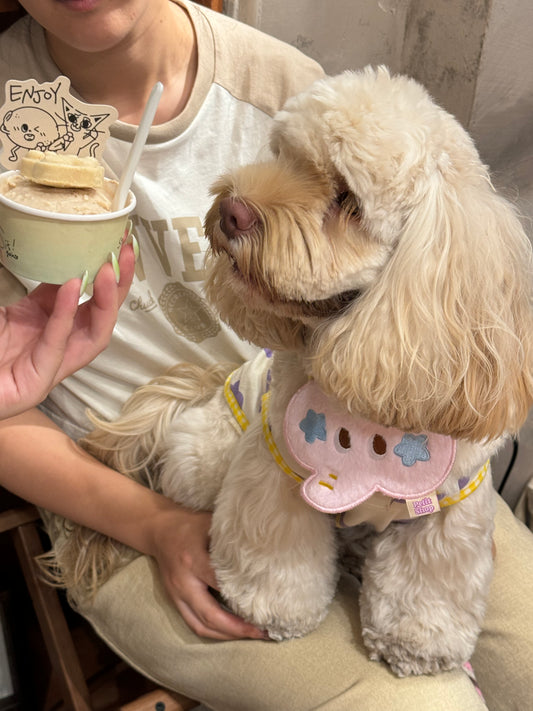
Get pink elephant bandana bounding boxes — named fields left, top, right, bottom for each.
left=284, top=382, right=456, bottom=515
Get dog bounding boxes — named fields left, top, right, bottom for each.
left=57, top=66, right=533, bottom=677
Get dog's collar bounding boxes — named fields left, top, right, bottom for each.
left=224, top=369, right=488, bottom=527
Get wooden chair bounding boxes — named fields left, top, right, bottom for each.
left=0, top=490, right=199, bottom=710
left=195, top=0, right=224, bottom=11
left=0, top=493, right=92, bottom=710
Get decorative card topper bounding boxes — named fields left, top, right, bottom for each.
left=0, top=76, right=118, bottom=169
left=284, top=381, right=456, bottom=513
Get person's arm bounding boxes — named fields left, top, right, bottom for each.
left=0, top=245, right=135, bottom=419
left=0, top=407, right=265, bottom=641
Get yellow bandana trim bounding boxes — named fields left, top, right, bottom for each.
left=438, top=459, right=489, bottom=508
left=261, top=391, right=305, bottom=484
left=224, top=376, right=489, bottom=513
left=224, top=372, right=251, bottom=431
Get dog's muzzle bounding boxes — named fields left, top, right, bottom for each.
left=216, top=197, right=361, bottom=318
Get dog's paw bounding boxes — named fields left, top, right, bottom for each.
left=221, top=586, right=331, bottom=641
left=215, top=554, right=338, bottom=641
left=362, top=626, right=467, bottom=677
left=213, top=586, right=326, bottom=640
left=264, top=614, right=325, bottom=642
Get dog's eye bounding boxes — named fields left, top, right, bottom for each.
left=335, top=191, right=361, bottom=220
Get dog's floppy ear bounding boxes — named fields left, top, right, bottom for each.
left=311, top=173, right=533, bottom=441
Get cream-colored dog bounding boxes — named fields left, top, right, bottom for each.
left=58, top=67, right=533, bottom=677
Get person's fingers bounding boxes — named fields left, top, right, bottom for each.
left=166, top=548, right=267, bottom=640
left=91, top=243, right=135, bottom=306
left=116, top=243, right=136, bottom=306
left=171, top=577, right=267, bottom=641
left=152, top=508, right=268, bottom=641
left=188, top=549, right=219, bottom=591
left=31, top=278, right=81, bottom=380
left=27, top=279, right=76, bottom=316
left=83, top=244, right=135, bottom=345
left=49, top=250, right=132, bottom=383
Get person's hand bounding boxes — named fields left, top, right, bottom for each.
left=0, top=245, right=135, bottom=419
left=150, top=505, right=268, bottom=641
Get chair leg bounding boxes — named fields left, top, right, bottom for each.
left=12, top=521, right=92, bottom=711
left=118, top=689, right=199, bottom=711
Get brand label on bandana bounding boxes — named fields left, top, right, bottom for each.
left=283, top=382, right=456, bottom=514
left=406, top=492, right=441, bottom=518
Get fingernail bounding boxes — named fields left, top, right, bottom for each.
left=131, top=234, right=140, bottom=261
left=80, top=270, right=89, bottom=296
left=123, top=219, right=133, bottom=242
left=111, top=252, right=120, bottom=283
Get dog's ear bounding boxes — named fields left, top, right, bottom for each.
left=311, top=174, right=533, bottom=441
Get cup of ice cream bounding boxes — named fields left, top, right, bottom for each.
left=0, top=151, right=135, bottom=285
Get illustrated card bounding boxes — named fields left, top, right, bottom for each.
left=0, top=75, right=118, bottom=169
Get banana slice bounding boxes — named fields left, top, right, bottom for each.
left=20, top=150, right=105, bottom=189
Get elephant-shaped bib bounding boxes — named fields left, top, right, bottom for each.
left=284, top=382, right=456, bottom=514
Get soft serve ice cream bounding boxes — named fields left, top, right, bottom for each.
left=1, top=150, right=116, bottom=215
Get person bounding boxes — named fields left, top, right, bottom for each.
left=0, top=2, right=531, bottom=710
left=0, top=251, right=135, bottom=418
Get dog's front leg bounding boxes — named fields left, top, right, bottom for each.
left=210, top=419, right=339, bottom=640
left=359, top=480, right=495, bottom=676
left=159, top=387, right=241, bottom=511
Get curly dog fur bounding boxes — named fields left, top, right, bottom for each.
left=48, top=67, right=533, bottom=677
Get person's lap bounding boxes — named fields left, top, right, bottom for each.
left=75, top=494, right=531, bottom=711
left=471, top=495, right=533, bottom=711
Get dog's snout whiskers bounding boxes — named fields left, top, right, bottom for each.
left=219, top=197, right=258, bottom=240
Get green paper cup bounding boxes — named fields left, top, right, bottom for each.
left=0, top=171, right=136, bottom=284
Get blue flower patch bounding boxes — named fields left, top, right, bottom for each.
left=393, top=433, right=430, bottom=467
left=299, top=409, right=327, bottom=444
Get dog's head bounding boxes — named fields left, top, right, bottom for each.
left=204, top=66, right=533, bottom=441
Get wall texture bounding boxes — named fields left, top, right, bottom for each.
left=225, top=0, right=532, bottom=203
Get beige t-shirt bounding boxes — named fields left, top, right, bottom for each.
left=0, top=1, right=324, bottom=438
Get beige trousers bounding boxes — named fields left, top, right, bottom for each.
left=77, top=495, right=532, bottom=711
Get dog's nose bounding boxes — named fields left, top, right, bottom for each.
left=219, top=197, right=257, bottom=239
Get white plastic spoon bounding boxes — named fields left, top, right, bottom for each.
left=111, top=81, right=164, bottom=211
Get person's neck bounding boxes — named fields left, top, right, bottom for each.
left=45, top=3, right=197, bottom=125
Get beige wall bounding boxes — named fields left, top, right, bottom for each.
left=226, top=0, right=532, bottom=198
left=470, top=0, right=533, bottom=207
